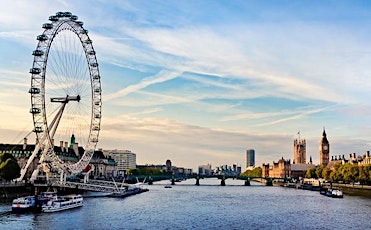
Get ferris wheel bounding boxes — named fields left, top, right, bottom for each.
left=19, top=12, right=102, bottom=180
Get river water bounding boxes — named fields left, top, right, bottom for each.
left=1, top=178, right=370, bottom=230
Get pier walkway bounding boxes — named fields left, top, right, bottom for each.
left=34, top=179, right=132, bottom=193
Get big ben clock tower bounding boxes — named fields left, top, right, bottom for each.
left=319, top=128, right=330, bottom=166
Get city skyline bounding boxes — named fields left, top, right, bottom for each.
left=1, top=1, right=371, bottom=170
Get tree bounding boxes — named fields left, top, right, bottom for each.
left=358, top=166, right=368, bottom=185
left=367, top=166, right=371, bottom=185
left=322, top=167, right=332, bottom=181
left=342, top=163, right=353, bottom=183
left=241, top=167, right=262, bottom=177
left=0, top=153, right=21, bottom=181
left=305, top=167, right=317, bottom=179
left=350, top=164, right=359, bottom=184
left=330, top=164, right=343, bottom=182
left=341, top=163, right=359, bottom=183
left=315, top=166, right=324, bottom=179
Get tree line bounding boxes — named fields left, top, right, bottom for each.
left=305, top=163, right=371, bottom=185
left=241, top=167, right=262, bottom=178
left=127, top=167, right=169, bottom=176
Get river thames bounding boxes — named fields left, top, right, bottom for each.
left=1, top=178, right=370, bottom=229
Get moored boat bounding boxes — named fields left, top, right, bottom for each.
left=109, top=187, right=149, bottom=198
left=11, top=196, right=35, bottom=213
left=320, top=188, right=343, bottom=198
left=42, top=194, right=83, bottom=213
left=329, top=189, right=343, bottom=198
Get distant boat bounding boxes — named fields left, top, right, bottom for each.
left=164, top=185, right=172, bottom=188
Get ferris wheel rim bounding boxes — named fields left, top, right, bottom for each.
left=29, top=12, right=102, bottom=174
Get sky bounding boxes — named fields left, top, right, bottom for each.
left=1, top=0, right=371, bottom=171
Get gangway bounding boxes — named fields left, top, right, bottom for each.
left=85, top=179, right=132, bottom=189
left=50, top=180, right=128, bottom=193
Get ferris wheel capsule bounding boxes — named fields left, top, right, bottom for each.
left=42, top=23, right=53, bottom=29
left=49, top=15, right=59, bottom=21
left=64, top=12, right=72, bottom=17
left=70, top=15, right=78, bottom=21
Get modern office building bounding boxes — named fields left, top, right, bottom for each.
left=246, top=149, right=255, bottom=168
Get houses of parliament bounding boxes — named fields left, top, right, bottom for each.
left=292, top=128, right=329, bottom=166
left=263, top=128, right=331, bottom=178
left=262, top=128, right=371, bottom=178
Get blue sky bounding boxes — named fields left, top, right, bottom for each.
left=1, top=0, right=371, bottom=170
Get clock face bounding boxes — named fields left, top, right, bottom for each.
left=323, top=145, right=328, bottom=150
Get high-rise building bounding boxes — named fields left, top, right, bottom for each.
left=293, top=137, right=306, bottom=164
left=109, top=150, right=136, bottom=176
left=246, top=149, right=255, bottom=168
left=166, top=159, right=172, bottom=172
left=319, top=128, right=330, bottom=166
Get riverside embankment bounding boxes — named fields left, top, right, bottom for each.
left=254, top=178, right=371, bottom=198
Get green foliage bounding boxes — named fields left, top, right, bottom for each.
left=0, top=153, right=21, bottom=181
left=358, top=166, right=368, bottom=184
left=322, top=167, right=332, bottom=180
left=241, top=167, right=262, bottom=177
left=305, top=167, right=317, bottom=179
left=315, top=166, right=324, bottom=179
left=127, top=167, right=165, bottom=176
left=308, top=163, right=371, bottom=185
left=330, top=164, right=344, bottom=182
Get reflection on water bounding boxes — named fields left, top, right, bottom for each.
left=1, top=178, right=370, bottom=230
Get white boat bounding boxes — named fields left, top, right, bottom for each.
left=38, top=192, right=58, bottom=202
left=330, top=189, right=343, bottom=198
left=42, top=194, right=83, bottom=213
left=320, top=188, right=344, bottom=198
left=11, top=196, right=35, bottom=213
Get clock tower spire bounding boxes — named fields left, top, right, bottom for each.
left=319, top=128, right=330, bottom=166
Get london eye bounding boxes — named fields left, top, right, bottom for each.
left=19, top=12, right=102, bottom=181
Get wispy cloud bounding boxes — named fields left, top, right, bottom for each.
left=128, top=107, right=163, bottom=116
left=104, top=69, right=182, bottom=101
left=251, top=106, right=330, bottom=127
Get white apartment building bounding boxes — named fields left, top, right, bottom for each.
left=109, top=150, right=136, bottom=176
